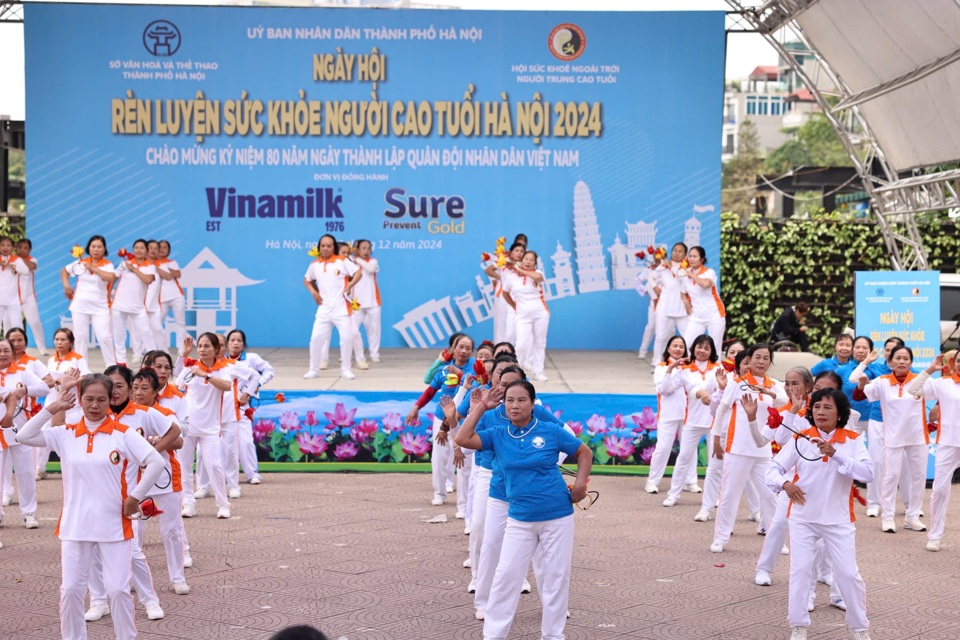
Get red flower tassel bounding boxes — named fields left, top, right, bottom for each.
left=766, top=406, right=784, bottom=429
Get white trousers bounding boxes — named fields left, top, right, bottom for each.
left=160, top=297, right=186, bottom=351
left=865, top=419, right=885, bottom=510
left=667, top=425, right=709, bottom=500
left=431, top=417, right=454, bottom=503
left=62, top=539, right=135, bottom=640
left=757, top=492, right=790, bottom=573
left=639, top=299, right=656, bottom=356
left=788, top=520, right=868, bottom=632
left=180, top=432, right=229, bottom=509
left=493, top=296, right=516, bottom=346
left=684, top=314, right=726, bottom=354
left=237, top=417, right=260, bottom=482
left=138, top=492, right=187, bottom=584
left=21, top=295, right=47, bottom=352
left=351, top=305, right=381, bottom=362
left=72, top=310, right=116, bottom=366
left=648, top=419, right=683, bottom=487
left=112, top=308, right=155, bottom=364
left=484, top=515, right=573, bottom=640
left=469, top=466, right=493, bottom=581
left=457, top=449, right=474, bottom=522
left=653, top=314, right=689, bottom=366
left=0, top=445, right=37, bottom=517
left=309, top=310, right=354, bottom=371
left=930, top=444, right=960, bottom=541
left=146, top=309, right=165, bottom=351
left=89, top=519, right=159, bottom=608
left=881, top=444, right=927, bottom=521
left=714, top=452, right=777, bottom=544
left=701, top=440, right=762, bottom=515
left=198, top=420, right=243, bottom=491
left=0, top=302, right=23, bottom=335
left=516, top=308, right=549, bottom=376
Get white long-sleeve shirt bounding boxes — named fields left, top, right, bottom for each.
left=654, top=360, right=688, bottom=422
left=673, top=361, right=718, bottom=428
left=711, top=372, right=786, bottom=457
left=862, top=372, right=927, bottom=447
left=909, top=371, right=960, bottom=447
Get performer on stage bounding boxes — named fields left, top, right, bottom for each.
left=15, top=238, right=47, bottom=355
left=349, top=239, right=382, bottom=366
left=651, top=242, right=690, bottom=364
left=156, top=240, right=187, bottom=354
left=681, top=246, right=726, bottom=352
left=502, top=250, right=550, bottom=383
left=111, top=239, right=157, bottom=365
left=0, top=236, right=27, bottom=336
left=61, top=235, right=117, bottom=367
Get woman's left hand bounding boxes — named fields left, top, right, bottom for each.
left=815, top=439, right=836, bottom=458
left=123, top=495, right=141, bottom=518
left=570, top=483, right=588, bottom=504
left=453, top=447, right=465, bottom=469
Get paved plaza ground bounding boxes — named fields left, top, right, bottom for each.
left=1, top=471, right=957, bottom=640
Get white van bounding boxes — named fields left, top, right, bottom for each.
left=942, top=273, right=960, bottom=349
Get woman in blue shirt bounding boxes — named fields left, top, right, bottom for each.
left=457, top=380, right=591, bottom=640
left=811, top=334, right=853, bottom=377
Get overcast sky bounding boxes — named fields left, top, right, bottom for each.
left=0, top=0, right=777, bottom=119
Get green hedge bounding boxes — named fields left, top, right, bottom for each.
left=719, top=212, right=960, bottom=355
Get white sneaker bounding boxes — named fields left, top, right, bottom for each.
left=84, top=604, right=110, bottom=621
left=183, top=553, right=193, bottom=568
left=866, top=506, right=880, bottom=517
left=340, top=370, right=356, bottom=380
left=431, top=497, right=444, bottom=506
left=791, top=627, right=808, bottom=640
left=850, top=630, right=871, bottom=640
left=475, top=609, right=485, bottom=620
left=693, top=509, right=711, bottom=522
left=754, top=569, right=771, bottom=586
left=662, top=496, right=678, bottom=507
left=194, top=487, right=210, bottom=499
left=881, top=519, right=896, bottom=532
left=683, top=483, right=702, bottom=494
left=217, top=507, right=231, bottom=519
left=145, top=602, right=164, bottom=620
left=2, top=495, right=10, bottom=507
left=173, top=582, right=191, bottom=595
left=757, top=526, right=767, bottom=536
left=356, top=361, right=370, bottom=370
left=748, top=511, right=761, bottom=523
left=318, top=361, right=329, bottom=370
left=455, top=511, right=465, bottom=519
left=227, top=487, right=241, bottom=499
left=644, top=480, right=658, bottom=494
left=302, top=369, right=320, bottom=379
left=467, top=579, right=476, bottom=593
left=447, top=484, right=456, bottom=493
left=248, top=477, right=262, bottom=485
left=817, top=573, right=833, bottom=586
left=927, top=538, right=942, bottom=552
left=23, top=515, right=39, bottom=529
left=710, top=540, right=723, bottom=553
left=781, top=544, right=789, bottom=556
left=181, top=503, right=196, bottom=518
left=521, top=578, right=531, bottom=593
left=463, top=557, right=471, bottom=568
left=36, top=469, right=46, bottom=480
left=807, top=592, right=816, bottom=612
left=637, top=351, right=648, bottom=360
left=533, top=373, right=548, bottom=382
left=464, top=526, right=471, bottom=535
left=903, top=518, right=926, bottom=531
left=370, top=356, right=381, bottom=363
left=830, top=596, right=847, bottom=611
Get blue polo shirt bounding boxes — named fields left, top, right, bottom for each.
left=811, top=355, right=853, bottom=377
left=458, top=382, right=490, bottom=466
left=479, top=418, right=582, bottom=523
left=836, top=360, right=875, bottom=422
left=483, top=404, right=564, bottom=498
left=428, top=359, right=476, bottom=400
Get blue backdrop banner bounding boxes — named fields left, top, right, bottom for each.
left=25, top=5, right=724, bottom=349
left=855, top=271, right=940, bottom=370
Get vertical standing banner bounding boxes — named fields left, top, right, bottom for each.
left=25, top=5, right=724, bottom=349
left=855, top=271, right=941, bottom=369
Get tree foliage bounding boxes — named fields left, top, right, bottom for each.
left=721, top=120, right=762, bottom=222
left=765, top=114, right=851, bottom=174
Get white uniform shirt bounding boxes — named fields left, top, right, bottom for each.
left=157, top=384, right=187, bottom=432
left=683, top=267, right=725, bottom=320
left=766, top=425, right=873, bottom=524
left=303, top=256, right=359, bottom=317
left=219, top=359, right=259, bottom=424
left=112, top=402, right=177, bottom=496
left=240, top=352, right=275, bottom=390
left=144, top=260, right=162, bottom=312
left=46, top=351, right=91, bottom=380
left=180, top=361, right=229, bottom=436
left=0, top=255, right=29, bottom=306
left=111, top=260, right=154, bottom=314
left=43, top=416, right=158, bottom=542
left=0, top=365, right=49, bottom=449
left=675, top=361, right=720, bottom=428
left=65, top=258, right=115, bottom=314
left=863, top=373, right=928, bottom=447
left=654, top=360, right=688, bottom=422
left=911, top=373, right=960, bottom=446
left=156, top=258, right=184, bottom=303
left=712, top=372, right=786, bottom=457
left=501, top=269, right=549, bottom=315
left=653, top=261, right=687, bottom=318
left=351, top=257, right=381, bottom=308
left=17, top=255, right=37, bottom=303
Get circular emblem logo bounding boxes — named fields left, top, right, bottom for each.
left=532, top=436, right=546, bottom=449
left=875, top=287, right=885, bottom=297
left=548, top=24, right=586, bottom=61
left=912, top=288, right=920, bottom=296
left=143, top=20, right=182, bottom=57
left=109, top=450, right=121, bottom=465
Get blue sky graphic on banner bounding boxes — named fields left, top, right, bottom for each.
left=25, top=5, right=724, bottom=349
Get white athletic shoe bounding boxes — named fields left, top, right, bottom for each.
left=447, top=484, right=456, bottom=493
left=467, top=579, right=476, bottom=593
left=455, top=511, right=465, bottom=519
left=830, top=596, right=847, bottom=611
left=693, top=509, right=711, bottom=522
left=356, top=361, right=370, bottom=370
left=807, top=592, right=816, bottom=612
left=521, top=579, right=531, bottom=593
left=318, top=361, right=329, bottom=370
left=2, top=495, right=10, bottom=507
left=217, top=507, right=231, bottom=519
left=464, top=526, right=471, bottom=535
left=370, top=356, right=381, bottom=364
left=431, top=497, right=444, bottom=506
left=173, top=582, right=191, bottom=595
left=145, top=602, right=164, bottom=620
left=23, top=515, right=39, bottom=529
left=781, top=544, right=789, bottom=556
left=754, top=569, right=771, bottom=586
left=183, top=553, right=193, bottom=568
left=791, top=627, right=808, bottom=640
left=340, top=370, right=356, bottom=380
left=463, top=557, right=471, bottom=568
left=683, top=483, right=702, bottom=494
left=228, top=487, right=241, bottom=499
left=84, top=605, right=110, bottom=621
left=249, top=477, right=262, bottom=485
left=850, top=630, right=871, bottom=640
left=36, top=469, right=47, bottom=480
left=927, top=538, right=942, bottom=552
left=865, top=506, right=880, bottom=517
left=533, top=373, right=548, bottom=382
left=881, top=519, right=896, bottom=533
left=637, top=351, right=648, bottom=360
left=302, top=369, right=320, bottom=379
left=748, top=511, right=761, bottom=523
left=475, top=609, right=484, bottom=620
left=194, top=488, right=210, bottom=499
left=903, top=518, right=926, bottom=531
left=817, top=573, right=833, bottom=586
left=709, top=540, right=723, bottom=553
left=644, top=480, right=658, bottom=494
left=181, top=503, right=196, bottom=518
left=662, top=496, right=678, bottom=507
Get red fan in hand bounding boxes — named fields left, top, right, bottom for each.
left=766, top=406, right=784, bottom=429
left=473, top=360, right=489, bottom=385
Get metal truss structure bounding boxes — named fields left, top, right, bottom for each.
left=0, top=1, right=22, bottom=23
left=724, top=0, right=960, bottom=271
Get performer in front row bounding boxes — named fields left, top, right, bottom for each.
left=349, top=239, right=382, bottom=366
left=456, top=380, right=592, bottom=640
left=765, top=388, right=873, bottom=640
left=15, top=375, right=165, bottom=640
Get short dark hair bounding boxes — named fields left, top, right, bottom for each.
left=746, top=342, right=774, bottom=364
left=197, top=332, right=221, bottom=352
left=853, top=335, right=874, bottom=351
left=141, top=350, right=173, bottom=370
left=493, top=341, right=515, bottom=356
left=889, top=345, right=913, bottom=362
left=690, top=334, right=718, bottom=363
left=85, top=235, right=109, bottom=256
left=689, top=245, right=707, bottom=264
left=814, top=370, right=843, bottom=390
left=807, top=388, right=851, bottom=429
left=504, top=379, right=536, bottom=402
left=5, top=327, right=27, bottom=346
left=661, top=336, right=687, bottom=365
left=269, top=625, right=329, bottom=640
left=17, top=238, right=32, bottom=250
left=499, top=364, right=527, bottom=381
left=104, top=364, right=133, bottom=387
left=133, top=368, right=161, bottom=391
left=835, top=334, right=854, bottom=346
left=226, top=329, right=247, bottom=348
left=79, top=373, right=113, bottom=398
left=54, top=327, right=76, bottom=346
left=317, top=234, right=337, bottom=252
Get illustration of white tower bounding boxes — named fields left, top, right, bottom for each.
left=544, top=241, right=576, bottom=300
left=686, top=205, right=712, bottom=247
left=572, top=181, right=610, bottom=293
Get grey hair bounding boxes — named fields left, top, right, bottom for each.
left=785, top=366, right=814, bottom=388
left=78, top=373, right=113, bottom=398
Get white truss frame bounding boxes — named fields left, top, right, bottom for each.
left=724, top=0, right=960, bottom=271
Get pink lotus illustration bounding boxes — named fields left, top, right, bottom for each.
left=252, top=419, right=274, bottom=443
left=632, top=407, right=658, bottom=433
left=333, top=441, right=359, bottom=460
left=297, top=432, right=328, bottom=456
left=324, top=403, right=358, bottom=429
left=351, top=419, right=378, bottom=443
left=567, top=421, right=584, bottom=436
left=400, top=432, right=431, bottom=457
left=612, top=414, right=627, bottom=429
left=382, top=412, right=405, bottom=433
left=604, top=434, right=636, bottom=460
left=586, top=414, right=609, bottom=435
left=304, top=410, right=320, bottom=427
left=640, top=445, right=656, bottom=464
left=279, top=411, right=301, bottom=433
